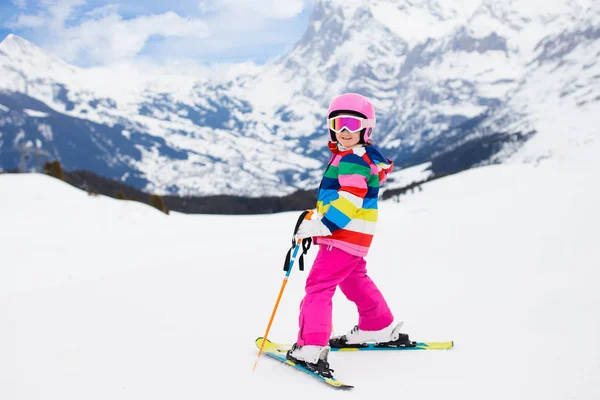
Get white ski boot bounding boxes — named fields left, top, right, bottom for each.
left=287, top=344, right=334, bottom=378
left=329, top=321, right=415, bottom=348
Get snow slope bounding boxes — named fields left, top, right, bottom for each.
left=1, top=132, right=599, bottom=398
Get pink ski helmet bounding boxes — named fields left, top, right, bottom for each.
left=327, top=93, right=376, bottom=143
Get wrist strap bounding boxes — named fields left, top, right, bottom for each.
left=283, top=210, right=312, bottom=272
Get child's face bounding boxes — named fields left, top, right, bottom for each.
left=335, top=130, right=362, bottom=148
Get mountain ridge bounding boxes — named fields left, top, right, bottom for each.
left=1, top=0, right=598, bottom=196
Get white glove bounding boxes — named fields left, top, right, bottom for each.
left=296, top=212, right=332, bottom=239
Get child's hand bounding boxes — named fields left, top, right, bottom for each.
left=296, top=212, right=332, bottom=239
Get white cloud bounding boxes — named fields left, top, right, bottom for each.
left=54, top=10, right=210, bottom=65
left=5, top=0, right=311, bottom=66
left=198, top=0, right=307, bottom=19
left=194, top=0, right=308, bottom=42
left=5, top=1, right=210, bottom=65
left=7, top=13, right=46, bottom=29
left=253, top=0, right=306, bottom=19
left=39, top=0, right=86, bottom=30
left=84, top=4, right=121, bottom=19
left=7, top=0, right=86, bottom=30
left=214, top=0, right=306, bottom=19
left=10, top=0, right=27, bottom=9
left=197, top=0, right=219, bottom=14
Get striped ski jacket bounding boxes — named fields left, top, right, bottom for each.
left=315, top=141, right=394, bottom=257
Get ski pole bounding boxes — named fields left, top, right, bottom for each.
left=252, top=210, right=313, bottom=371
left=252, top=238, right=301, bottom=371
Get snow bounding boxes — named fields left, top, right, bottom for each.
left=497, top=36, right=600, bottom=164
left=384, top=161, right=432, bottom=191
left=23, top=109, right=50, bottom=118
left=372, top=1, right=476, bottom=45
left=1, top=0, right=599, bottom=197
left=432, top=102, right=487, bottom=118
left=1, top=130, right=599, bottom=398
left=37, top=124, right=53, bottom=141
left=416, top=51, right=523, bottom=96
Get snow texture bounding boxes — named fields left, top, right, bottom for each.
left=0, top=116, right=599, bottom=397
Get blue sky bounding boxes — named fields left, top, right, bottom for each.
left=0, top=0, right=313, bottom=66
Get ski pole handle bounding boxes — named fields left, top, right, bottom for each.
left=283, top=209, right=314, bottom=272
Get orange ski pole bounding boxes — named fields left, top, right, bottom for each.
left=253, top=210, right=313, bottom=371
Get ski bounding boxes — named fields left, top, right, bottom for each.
left=255, top=337, right=354, bottom=389
left=328, top=323, right=454, bottom=351
left=331, top=340, right=454, bottom=351
left=255, top=334, right=453, bottom=389
left=257, top=337, right=453, bottom=354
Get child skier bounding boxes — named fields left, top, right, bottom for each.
left=287, top=93, right=405, bottom=377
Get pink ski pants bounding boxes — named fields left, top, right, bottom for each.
left=296, top=245, right=394, bottom=346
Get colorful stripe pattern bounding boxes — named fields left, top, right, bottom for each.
left=315, top=142, right=393, bottom=257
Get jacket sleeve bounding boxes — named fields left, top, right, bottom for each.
left=321, top=154, right=371, bottom=233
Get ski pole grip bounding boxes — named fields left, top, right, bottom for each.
left=283, top=210, right=314, bottom=272
left=292, top=209, right=312, bottom=236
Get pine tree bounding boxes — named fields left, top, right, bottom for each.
left=149, top=194, right=169, bottom=214
left=43, top=160, right=64, bottom=181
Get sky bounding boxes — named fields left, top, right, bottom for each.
left=1, top=136, right=599, bottom=398
left=0, top=0, right=313, bottom=66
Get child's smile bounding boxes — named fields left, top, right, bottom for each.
left=335, top=131, right=361, bottom=147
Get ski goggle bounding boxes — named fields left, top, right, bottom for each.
left=327, top=115, right=375, bottom=133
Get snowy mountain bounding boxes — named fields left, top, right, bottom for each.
left=0, top=0, right=599, bottom=196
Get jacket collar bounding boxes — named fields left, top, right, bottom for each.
left=328, top=141, right=394, bottom=179
left=328, top=141, right=366, bottom=156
